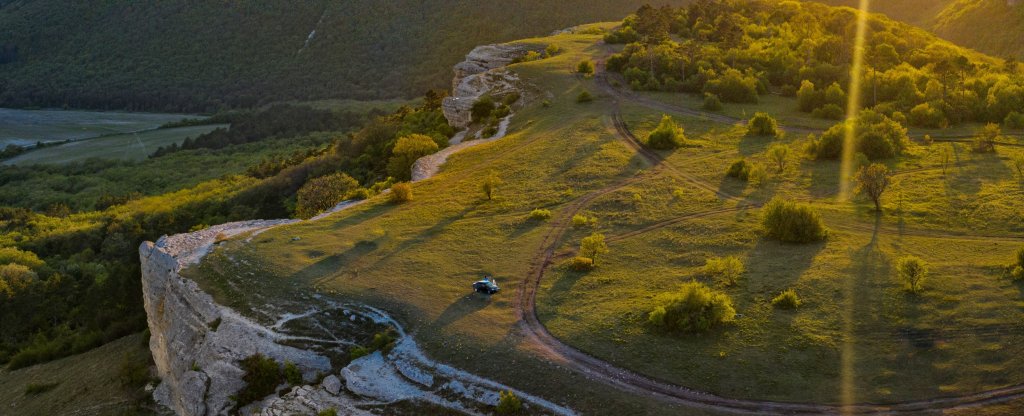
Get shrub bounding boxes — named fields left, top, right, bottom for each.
left=24, top=382, right=59, bottom=395
left=544, top=44, right=561, bottom=57
left=235, top=354, right=283, bottom=409
left=908, top=102, right=948, bottom=128
left=576, top=90, right=593, bottom=103
left=502, top=92, right=521, bottom=106
left=577, top=60, right=595, bottom=76
left=812, top=103, right=844, bottom=120
left=747, top=112, right=779, bottom=137
left=703, top=256, right=744, bottom=286
left=529, top=209, right=552, bottom=221
left=761, top=198, right=827, bottom=243
left=572, top=214, right=596, bottom=228
left=470, top=96, right=495, bottom=122
left=318, top=410, right=338, bottom=416
left=648, top=282, right=736, bottom=333
left=295, top=173, right=361, bottom=219
left=389, top=182, right=413, bottom=203
left=496, top=390, right=524, bottom=414
left=972, top=123, right=1000, bottom=153
left=647, top=115, right=685, bottom=149
left=1012, top=266, right=1024, bottom=281
left=771, top=289, right=802, bottom=309
left=569, top=256, right=595, bottom=272
left=726, top=159, right=751, bottom=180
left=1004, top=111, right=1024, bottom=129
left=816, top=110, right=908, bottom=160
left=702, top=93, right=723, bottom=111
left=897, top=256, right=928, bottom=293
left=283, top=361, right=303, bottom=386
left=746, top=164, right=767, bottom=187
left=1012, top=155, right=1024, bottom=178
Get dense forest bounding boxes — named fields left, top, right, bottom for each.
left=0, top=97, right=454, bottom=368
left=606, top=1, right=1024, bottom=129
left=0, top=0, right=684, bottom=113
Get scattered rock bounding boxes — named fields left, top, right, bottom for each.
left=322, top=375, right=342, bottom=395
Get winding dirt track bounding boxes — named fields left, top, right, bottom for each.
left=511, top=65, right=1024, bottom=414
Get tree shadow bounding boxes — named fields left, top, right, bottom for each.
left=290, top=238, right=381, bottom=282
left=805, top=159, right=842, bottom=199
left=743, top=235, right=827, bottom=323
left=737, top=134, right=773, bottom=156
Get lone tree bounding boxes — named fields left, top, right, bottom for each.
left=747, top=112, right=779, bottom=137
left=387, top=134, right=439, bottom=180
left=761, top=198, right=827, bottom=243
left=480, top=171, right=503, bottom=200
left=647, top=115, right=685, bottom=149
left=766, top=144, right=790, bottom=172
left=579, top=232, right=609, bottom=266
left=896, top=255, right=928, bottom=293
left=496, top=390, right=523, bottom=414
left=972, top=123, right=1000, bottom=153
left=855, top=163, right=892, bottom=211
left=648, top=281, right=736, bottom=333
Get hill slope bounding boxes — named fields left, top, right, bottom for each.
left=0, top=0, right=683, bottom=112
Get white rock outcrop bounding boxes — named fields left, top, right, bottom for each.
left=442, top=44, right=533, bottom=128
left=141, top=220, right=328, bottom=416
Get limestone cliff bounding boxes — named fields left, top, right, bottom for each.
left=442, top=44, right=535, bottom=128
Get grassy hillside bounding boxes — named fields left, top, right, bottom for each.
left=0, top=0, right=684, bottom=113
left=189, top=5, right=1024, bottom=411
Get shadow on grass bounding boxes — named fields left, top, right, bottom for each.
left=290, top=238, right=382, bottom=282
left=737, top=133, right=774, bottom=156
left=805, top=158, right=841, bottom=199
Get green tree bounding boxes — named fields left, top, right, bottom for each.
left=389, top=182, right=413, bottom=203
left=387, top=134, right=439, bottom=180
left=972, top=123, right=1000, bottom=153
left=761, top=198, right=827, bottom=243
left=896, top=256, right=928, bottom=293
left=580, top=232, right=609, bottom=265
left=295, top=173, right=361, bottom=219
left=766, top=144, right=790, bottom=172
left=855, top=163, right=891, bottom=211
left=577, top=60, right=595, bottom=76
left=480, top=171, right=503, bottom=200
left=496, top=390, right=523, bottom=414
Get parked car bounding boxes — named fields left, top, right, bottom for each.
left=472, top=276, right=500, bottom=295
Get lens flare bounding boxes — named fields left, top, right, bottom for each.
left=840, top=2, right=872, bottom=412
left=839, top=0, right=872, bottom=202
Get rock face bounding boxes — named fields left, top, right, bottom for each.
left=442, top=44, right=533, bottom=128
left=141, top=220, right=329, bottom=416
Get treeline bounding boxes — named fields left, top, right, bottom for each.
left=606, top=1, right=1024, bottom=128
left=0, top=96, right=455, bottom=368
left=150, top=105, right=380, bottom=157
left=0, top=0, right=683, bottom=112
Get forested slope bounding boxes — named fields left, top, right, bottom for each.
left=0, top=0, right=682, bottom=112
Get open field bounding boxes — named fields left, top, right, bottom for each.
left=186, top=22, right=1024, bottom=414
left=0, top=108, right=196, bottom=147
left=3, top=124, right=226, bottom=165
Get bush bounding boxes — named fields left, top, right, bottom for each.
left=318, top=410, right=338, bottom=416
left=470, top=96, right=495, bottom=122
left=908, top=102, right=948, bottom=128
left=761, top=198, right=827, bottom=243
left=703, top=256, right=744, bottom=286
left=529, top=209, right=552, bottom=221
left=1011, top=266, right=1024, bottom=281
left=283, top=361, right=303, bottom=386
left=295, top=173, right=361, bottom=219
left=496, top=390, right=524, bottom=414
left=1004, top=111, right=1024, bottom=129
left=576, top=90, right=593, bottom=103
left=577, top=60, right=595, bottom=76
left=816, top=110, right=908, bottom=160
left=747, top=164, right=767, bottom=187
left=897, top=256, right=928, bottom=293
left=747, top=112, right=779, bottom=137
left=235, top=354, right=283, bottom=410
left=24, top=382, right=59, bottom=395
left=812, top=103, right=844, bottom=120
left=572, top=214, right=596, bottom=228
left=767, top=144, right=790, bottom=172
left=480, top=171, right=503, bottom=200
left=569, top=256, right=595, bottom=272
left=771, top=289, right=801, bottom=309
left=704, top=68, right=758, bottom=103
left=648, top=282, right=736, bottom=333
left=389, top=182, right=413, bottom=203
left=726, top=159, right=751, bottom=180
left=647, top=115, right=685, bottom=149
left=702, top=93, right=723, bottom=111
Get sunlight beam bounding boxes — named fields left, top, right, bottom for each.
left=839, top=0, right=872, bottom=202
